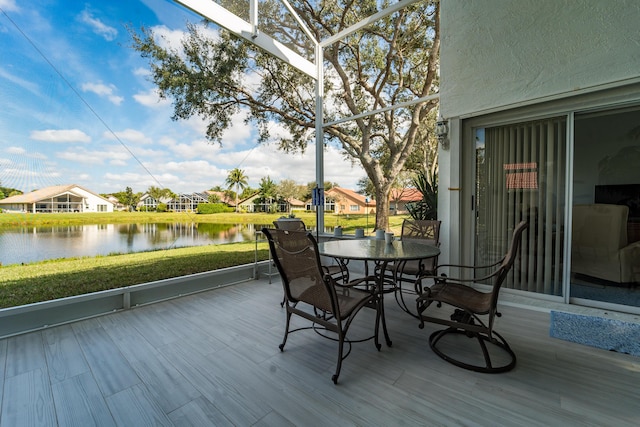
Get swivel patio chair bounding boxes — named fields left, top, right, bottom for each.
left=262, top=228, right=381, bottom=384
left=415, top=220, right=528, bottom=373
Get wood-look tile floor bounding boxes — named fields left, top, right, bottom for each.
left=1, top=278, right=638, bottom=426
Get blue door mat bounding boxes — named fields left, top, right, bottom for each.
left=550, top=311, right=640, bottom=357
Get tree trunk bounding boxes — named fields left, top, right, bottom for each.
left=374, top=187, right=392, bottom=232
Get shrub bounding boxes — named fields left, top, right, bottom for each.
left=197, top=203, right=233, bottom=214
left=157, top=203, right=168, bottom=212
left=407, top=169, right=438, bottom=220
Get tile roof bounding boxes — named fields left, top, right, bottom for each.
left=326, top=187, right=376, bottom=205
left=327, top=187, right=422, bottom=203
left=0, top=184, right=79, bottom=204
left=390, top=188, right=423, bottom=202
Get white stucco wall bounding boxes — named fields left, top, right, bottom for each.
left=71, top=187, right=114, bottom=213
left=440, top=0, right=640, bottom=119
left=437, top=0, right=640, bottom=264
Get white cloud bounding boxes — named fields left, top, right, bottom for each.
left=150, top=24, right=219, bottom=51
left=5, top=146, right=48, bottom=160
left=164, top=138, right=222, bottom=161
left=133, top=67, right=150, bottom=77
left=6, top=146, right=25, bottom=155
left=0, top=157, right=11, bottom=168
left=0, top=0, right=18, bottom=12
left=104, top=171, right=181, bottom=190
left=31, top=151, right=48, bottom=160
left=219, top=112, right=254, bottom=148
left=57, top=147, right=130, bottom=164
left=200, top=141, right=365, bottom=190
left=133, top=88, right=171, bottom=108
left=182, top=111, right=276, bottom=153
left=157, top=136, right=177, bottom=147
left=30, top=129, right=91, bottom=143
left=103, top=129, right=152, bottom=144
left=79, top=10, right=117, bottom=41
left=155, top=160, right=228, bottom=191
left=0, top=67, right=39, bottom=94
left=125, top=146, right=167, bottom=160
left=81, top=82, right=123, bottom=105
left=163, top=160, right=213, bottom=172
left=323, top=145, right=367, bottom=188
left=104, top=171, right=152, bottom=183
left=56, top=151, right=103, bottom=164
left=150, top=25, right=186, bottom=50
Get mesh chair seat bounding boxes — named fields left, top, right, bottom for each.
left=425, top=281, right=493, bottom=315
left=334, top=287, right=377, bottom=318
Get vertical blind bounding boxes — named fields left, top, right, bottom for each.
left=477, top=117, right=566, bottom=296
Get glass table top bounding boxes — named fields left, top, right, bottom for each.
left=318, top=239, right=440, bottom=261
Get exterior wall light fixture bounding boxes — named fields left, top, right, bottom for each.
left=435, top=119, right=449, bottom=150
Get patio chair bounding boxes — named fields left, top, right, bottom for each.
left=415, top=220, right=528, bottom=373
left=262, top=228, right=380, bottom=384
left=274, top=218, right=350, bottom=284
left=386, top=219, right=441, bottom=316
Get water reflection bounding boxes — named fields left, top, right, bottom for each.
left=0, top=223, right=271, bottom=265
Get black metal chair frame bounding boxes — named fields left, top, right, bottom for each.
left=262, top=228, right=381, bottom=384
left=415, top=221, right=528, bottom=373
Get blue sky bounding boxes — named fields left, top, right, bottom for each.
left=0, top=0, right=365, bottom=195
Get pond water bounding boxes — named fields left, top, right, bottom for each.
left=0, top=222, right=270, bottom=266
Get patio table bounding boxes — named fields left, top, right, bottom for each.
left=318, top=238, right=440, bottom=347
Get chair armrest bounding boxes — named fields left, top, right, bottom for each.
left=434, top=259, right=502, bottom=273
left=419, top=259, right=503, bottom=284
left=430, top=259, right=502, bottom=282
left=422, top=275, right=477, bottom=283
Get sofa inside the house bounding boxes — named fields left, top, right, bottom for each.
left=571, top=203, right=640, bottom=283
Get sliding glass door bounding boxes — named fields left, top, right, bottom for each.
left=474, top=117, right=566, bottom=296
left=571, top=107, right=640, bottom=307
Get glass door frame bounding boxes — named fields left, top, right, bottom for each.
left=459, top=82, right=640, bottom=313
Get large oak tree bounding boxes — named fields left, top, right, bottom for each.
left=130, top=0, right=439, bottom=230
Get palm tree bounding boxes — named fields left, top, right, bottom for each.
left=258, top=176, right=278, bottom=213
left=225, top=168, right=248, bottom=212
